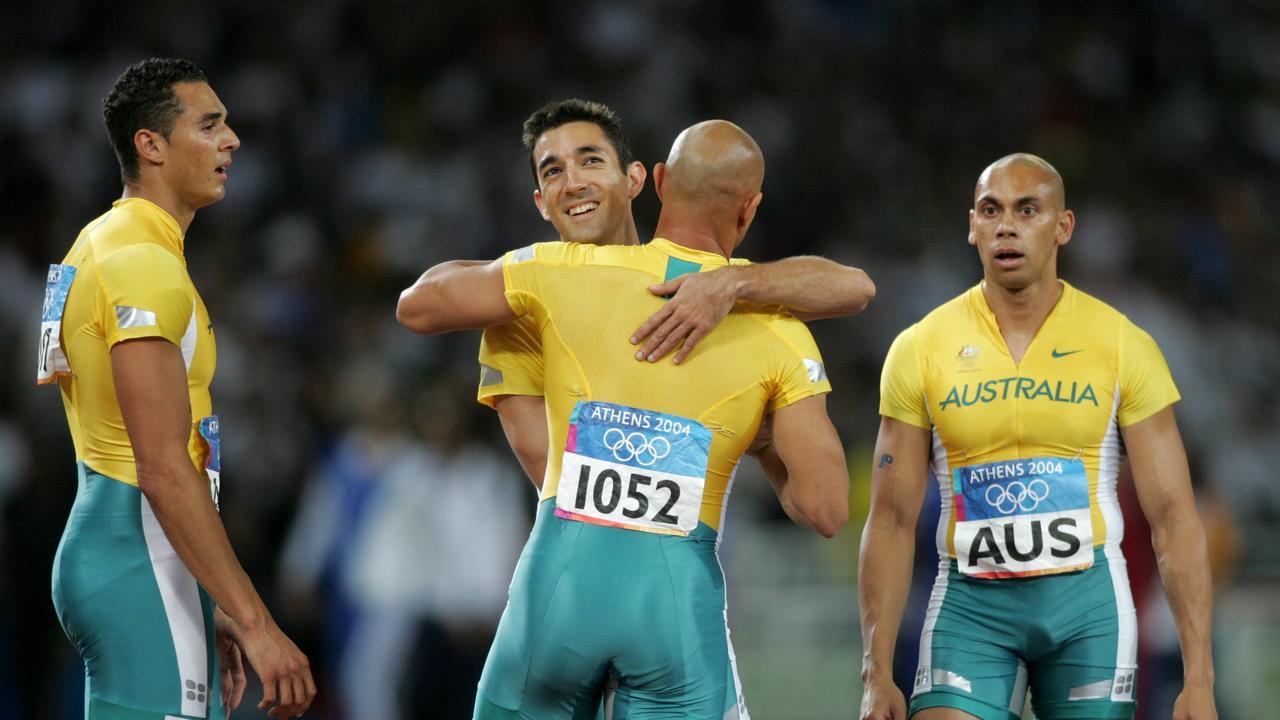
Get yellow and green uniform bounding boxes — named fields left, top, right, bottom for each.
left=474, top=239, right=830, bottom=720
left=39, top=198, right=224, bottom=720
left=880, top=282, right=1179, bottom=720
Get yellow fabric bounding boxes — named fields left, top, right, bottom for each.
left=879, top=282, right=1179, bottom=558
left=53, top=198, right=216, bottom=486
left=500, top=239, right=829, bottom=531
left=477, top=253, right=754, bottom=407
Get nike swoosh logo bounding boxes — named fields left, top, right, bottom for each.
left=1051, top=348, right=1082, bottom=358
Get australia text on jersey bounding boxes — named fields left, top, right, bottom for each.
left=939, top=377, right=1098, bottom=411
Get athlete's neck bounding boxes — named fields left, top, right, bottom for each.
left=122, top=183, right=195, bottom=235
left=981, top=276, right=1064, bottom=363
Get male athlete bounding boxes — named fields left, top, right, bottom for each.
left=858, top=154, right=1216, bottom=720
left=399, top=120, right=850, bottom=718
left=399, top=99, right=874, bottom=489
left=38, top=58, right=314, bottom=719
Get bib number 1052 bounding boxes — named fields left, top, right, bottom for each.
left=571, top=463, right=681, bottom=526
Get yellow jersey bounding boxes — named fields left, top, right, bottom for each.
left=38, top=198, right=218, bottom=490
left=880, top=282, right=1179, bottom=578
left=499, top=239, right=830, bottom=534
left=478, top=252, right=753, bottom=407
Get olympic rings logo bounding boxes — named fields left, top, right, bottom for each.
left=984, top=479, right=1050, bottom=514
left=602, top=428, right=671, bottom=467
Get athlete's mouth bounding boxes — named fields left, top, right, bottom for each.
left=994, top=247, right=1023, bottom=261
left=215, top=160, right=231, bottom=178
left=566, top=201, right=599, bottom=217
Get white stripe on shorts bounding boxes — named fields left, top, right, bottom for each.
left=913, top=558, right=951, bottom=698
left=141, top=495, right=209, bottom=718
left=1104, top=542, right=1138, bottom=701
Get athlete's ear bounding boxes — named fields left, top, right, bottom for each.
left=739, top=191, right=763, bottom=232
left=533, top=188, right=551, bottom=221
left=967, top=209, right=977, bottom=247
left=626, top=161, right=647, bottom=200
left=1056, top=209, right=1075, bottom=247
left=133, top=128, right=166, bottom=171
left=652, top=163, right=666, bottom=202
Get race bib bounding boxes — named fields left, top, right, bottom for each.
left=36, top=264, right=77, bottom=384
left=197, top=416, right=222, bottom=511
left=952, top=457, right=1092, bottom=578
left=556, top=400, right=710, bottom=536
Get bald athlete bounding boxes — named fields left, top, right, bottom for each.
left=401, top=120, right=849, bottom=719
left=858, top=155, right=1217, bottom=720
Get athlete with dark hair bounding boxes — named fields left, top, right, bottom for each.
left=39, top=58, right=315, bottom=719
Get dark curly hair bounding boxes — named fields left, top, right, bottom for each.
left=521, top=99, right=634, bottom=185
left=103, top=58, right=207, bottom=183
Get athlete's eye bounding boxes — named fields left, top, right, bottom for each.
left=583, top=156, right=604, bottom=166
left=542, top=166, right=562, bottom=179
left=1019, top=205, right=1037, bottom=216
left=980, top=206, right=998, bottom=217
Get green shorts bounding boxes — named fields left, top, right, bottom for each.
left=52, top=463, right=223, bottom=720
left=474, top=499, right=748, bottom=720
left=909, top=547, right=1137, bottom=720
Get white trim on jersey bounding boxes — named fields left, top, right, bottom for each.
left=179, top=305, right=198, bottom=373
left=1097, top=384, right=1125, bottom=548
left=930, top=427, right=952, bottom=559
left=141, top=495, right=209, bottom=718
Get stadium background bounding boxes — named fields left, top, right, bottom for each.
left=1, top=1, right=1277, bottom=718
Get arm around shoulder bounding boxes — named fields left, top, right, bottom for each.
left=396, top=258, right=516, bottom=334
left=738, top=255, right=875, bottom=320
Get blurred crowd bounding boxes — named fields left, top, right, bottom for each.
left=1, top=1, right=1277, bottom=718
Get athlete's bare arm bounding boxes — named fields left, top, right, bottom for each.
left=1123, top=406, right=1218, bottom=720
left=858, top=416, right=931, bottom=720
left=396, top=258, right=515, bottom=334
left=765, top=393, right=849, bottom=538
left=631, top=256, right=875, bottom=364
left=112, top=339, right=315, bottom=719
left=492, top=394, right=550, bottom=491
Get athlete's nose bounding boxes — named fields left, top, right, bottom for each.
left=562, top=164, right=588, bottom=194
left=996, top=209, right=1018, bottom=238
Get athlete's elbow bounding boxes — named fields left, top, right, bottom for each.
left=845, top=268, right=875, bottom=314
left=791, top=492, right=848, bottom=538
left=396, top=287, right=446, bottom=334
left=809, top=503, right=849, bottom=539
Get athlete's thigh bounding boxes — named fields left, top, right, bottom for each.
left=1026, top=551, right=1136, bottom=720
left=912, top=708, right=984, bottom=720
left=909, top=565, right=1028, bottom=720
left=475, top=506, right=611, bottom=719
left=611, top=535, right=730, bottom=720
left=55, top=466, right=222, bottom=719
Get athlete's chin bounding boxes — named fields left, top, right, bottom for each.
left=556, top=222, right=604, bottom=245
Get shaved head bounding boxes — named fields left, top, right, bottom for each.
left=661, top=120, right=764, bottom=208
left=977, top=153, right=1066, bottom=209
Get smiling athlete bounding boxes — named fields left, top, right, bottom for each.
left=400, top=119, right=851, bottom=719
left=858, top=154, right=1217, bottom=720
left=399, top=99, right=874, bottom=491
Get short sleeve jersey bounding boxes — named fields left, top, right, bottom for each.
left=478, top=252, right=753, bottom=407
left=500, top=239, right=829, bottom=533
left=880, top=283, right=1179, bottom=578
left=46, top=198, right=216, bottom=486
